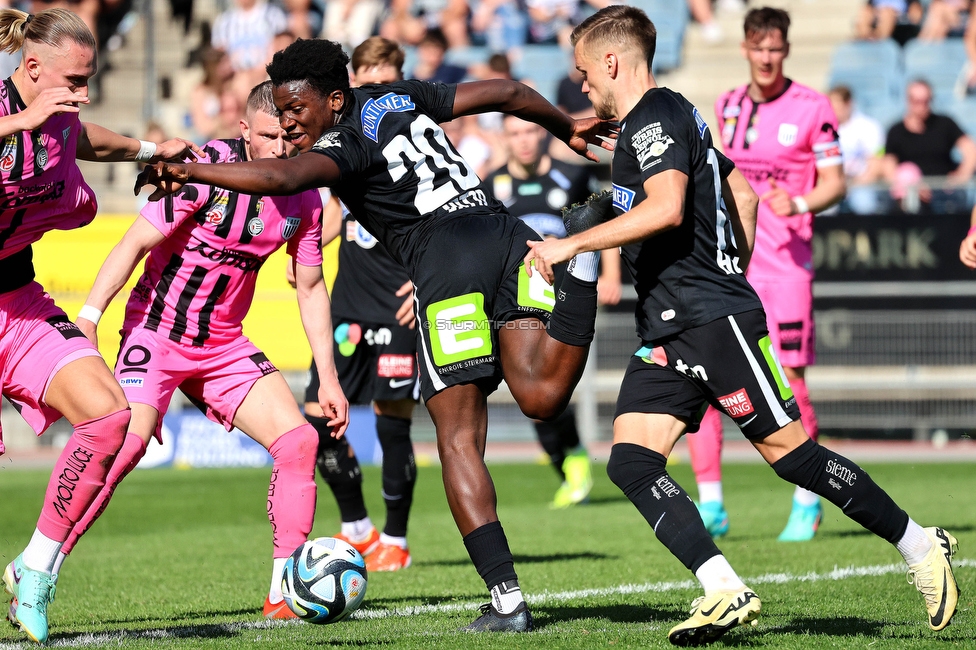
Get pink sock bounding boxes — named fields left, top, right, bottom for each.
left=268, top=424, right=318, bottom=558
left=37, top=409, right=129, bottom=541
left=789, top=377, right=819, bottom=442
left=687, top=406, right=723, bottom=484
left=61, top=433, right=147, bottom=556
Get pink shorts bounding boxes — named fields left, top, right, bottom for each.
left=0, top=282, right=101, bottom=453
left=749, top=278, right=815, bottom=368
left=115, top=327, right=279, bottom=442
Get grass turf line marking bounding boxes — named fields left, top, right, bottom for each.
left=1, top=558, right=972, bottom=648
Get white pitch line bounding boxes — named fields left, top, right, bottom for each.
left=1, top=558, right=972, bottom=648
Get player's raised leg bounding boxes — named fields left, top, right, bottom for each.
left=5, top=355, right=128, bottom=643
left=426, top=383, right=533, bottom=632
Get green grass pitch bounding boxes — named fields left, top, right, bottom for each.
left=0, top=459, right=972, bottom=648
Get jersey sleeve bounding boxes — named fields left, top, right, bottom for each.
left=138, top=184, right=208, bottom=237
left=390, top=79, right=457, bottom=124
left=810, top=96, right=843, bottom=169
left=715, top=148, right=735, bottom=178
left=288, top=190, right=324, bottom=266
left=623, top=98, right=693, bottom=184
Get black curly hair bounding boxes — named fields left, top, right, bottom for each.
left=266, top=38, right=351, bottom=98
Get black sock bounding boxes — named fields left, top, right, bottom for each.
left=548, top=273, right=597, bottom=347
left=533, top=406, right=580, bottom=480
left=376, top=415, right=416, bottom=538
left=308, top=414, right=368, bottom=522
left=463, top=521, right=518, bottom=590
left=607, top=443, right=721, bottom=573
left=771, top=439, right=909, bottom=543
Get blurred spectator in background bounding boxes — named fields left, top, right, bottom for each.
left=919, top=0, right=971, bottom=39
left=688, top=0, right=724, bottom=44
left=230, top=29, right=297, bottom=110
left=855, top=0, right=907, bottom=40
left=28, top=0, right=99, bottom=47
left=211, top=0, right=287, bottom=73
left=441, top=117, right=494, bottom=178
left=829, top=85, right=885, bottom=213
left=409, top=28, right=467, bottom=82
left=551, top=56, right=599, bottom=162
left=188, top=46, right=241, bottom=143
left=958, top=202, right=976, bottom=267
left=322, top=0, right=384, bottom=50
left=525, top=0, right=609, bottom=47
left=884, top=80, right=976, bottom=182
left=380, top=0, right=469, bottom=47
left=470, top=0, right=527, bottom=52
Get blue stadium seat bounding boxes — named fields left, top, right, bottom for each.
left=444, top=46, right=491, bottom=70
left=512, top=45, right=572, bottom=104
left=903, top=39, right=968, bottom=104
left=628, top=0, right=689, bottom=73
left=948, top=97, right=976, bottom=140
left=830, top=39, right=901, bottom=73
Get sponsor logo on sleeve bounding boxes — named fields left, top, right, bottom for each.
left=314, top=132, right=342, bottom=149
left=632, top=121, right=675, bottom=170
left=361, top=93, right=416, bottom=142
left=813, top=140, right=842, bottom=162
left=377, top=354, right=415, bottom=378
left=346, top=219, right=378, bottom=249
left=281, top=216, right=301, bottom=239
left=777, top=123, right=798, bottom=147
left=718, top=388, right=755, bottom=417
left=612, top=184, right=635, bottom=212
left=693, top=107, right=708, bottom=139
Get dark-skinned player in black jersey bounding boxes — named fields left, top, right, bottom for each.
left=136, top=37, right=616, bottom=632
left=525, top=6, right=959, bottom=646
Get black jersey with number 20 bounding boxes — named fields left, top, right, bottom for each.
left=310, top=80, right=505, bottom=275
left=612, top=88, right=762, bottom=343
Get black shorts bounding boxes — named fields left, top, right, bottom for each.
left=305, top=319, right=419, bottom=406
left=413, top=213, right=553, bottom=401
left=614, top=308, right=801, bottom=441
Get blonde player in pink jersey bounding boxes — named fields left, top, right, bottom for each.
left=48, top=81, right=348, bottom=621
left=0, top=8, right=201, bottom=643
left=689, top=6, right=847, bottom=542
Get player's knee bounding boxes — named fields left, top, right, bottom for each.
left=517, top=390, right=568, bottom=422
left=73, top=407, right=130, bottom=455
left=606, top=442, right=667, bottom=493
left=770, top=438, right=823, bottom=489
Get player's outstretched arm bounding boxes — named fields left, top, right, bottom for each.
left=722, top=167, right=758, bottom=271
left=76, top=217, right=167, bottom=345
left=452, top=79, right=617, bottom=162
left=526, top=170, right=687, bottom=283
left=295, top=261, right=349, bottom=438
left=77, top=122, right=203, bottom=163
left=136, top=154, right=342, bottom=202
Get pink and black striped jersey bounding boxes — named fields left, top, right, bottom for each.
left=123, top=138, right=323, bottom=346
left=0, top=78, right=97, bottom=262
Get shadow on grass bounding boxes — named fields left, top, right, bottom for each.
left=580, top=494, right=629, bottom=506
left=93, top=607, right=259, bottom=626
left=44, top=620, right=247, bottom=645
left=819, top=522, right=976, bottom=540
left=533, top=602, right=684, bottom=628
left=768, top=615, right=888, bottom=637
left=418, top=551, right=616, bottom=568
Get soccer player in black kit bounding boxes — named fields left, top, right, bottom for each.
left=526, top=5, right=959, bottom=646
left=138, top=37, right=615, bottom=632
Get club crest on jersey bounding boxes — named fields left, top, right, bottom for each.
left=281, top=216, right=301, bottom=239
left=35, top=147, right=48, bottom=169
left=0, top=134, right=16, bottom=172
left=361, top=93, right=415, bottom=142
left=248, top=217, right=265, bottom=236
left=778, top=123, right=798, bottom=147
left=346, top=219, right=378, bottom=249
left=612, top=184, right=635, bottom=212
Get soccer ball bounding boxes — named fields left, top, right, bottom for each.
left=281, top=537, right=368, bottom=623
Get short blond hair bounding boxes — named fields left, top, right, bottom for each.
left=570, top=5, right=656, bottom=69
left=351, top=36, right=404, bottom=76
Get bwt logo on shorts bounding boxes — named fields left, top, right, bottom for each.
left=361, top=93, right=416, bottom=142
left=718, top=388, right=754, bottom=418
left=378, top=354, right=414, bottom=378
left=119, top=377, right=144, bottom=388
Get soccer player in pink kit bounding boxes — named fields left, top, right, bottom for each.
left=56, top=80, right=348, bottom=621
left=689, top=6, right=847, bottom=542
left=0, top=8, right=201, bottom=643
